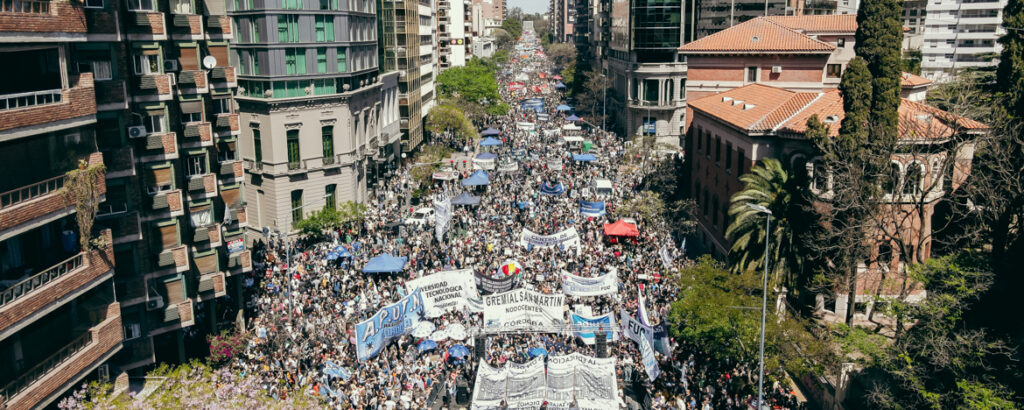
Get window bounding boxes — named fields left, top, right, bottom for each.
left=325, top=184, right=336, bottom=210
left=317, top=48, right=328, bottom=73
left=252, top=129, right=263, bottom=166
left=322, top=125, right=334, bottom=163
left=217, top=143, right=236, bottom=161
left=123, top=323, right=141, bottom=340
left=884, top=162, right=901, bottom=196
left=337, top=47, right=347, bottom=72
left=315, top=16, right=335, bottom=42
left=134, top=54, right=159, bottom=75
left=877, top=243, right=893, bottom=270
left=837, top=37, right=845, bottom=47
left=170, top=0, right=194, bottom=13
left=827, top=64, right=842, bottom=78
left=249, top=16, right=260, bottom=42
left=182, top=111, right=202, bottom=124
left=285, top=49, right=306, bottom=75
left=282, top=0, right=301, bottom=9
left=704, top=132, right=711, bottom=158
left=278, top=15, right=299, bottom=43
left=215, top=98, right=232, bottom=115
left=737, top=149, right=745, bottom=174
left=291, top=190, right=303, bottom=224
left=190, top=205, right=213, bottom=227
left=186, top=153, right=207, bottom=176
left=144, top=113, right=166, bottom=134
left=903, top=163, right=923, bottom=195
left=712, top=196, right=720, bottom=226
left=746, top=66, right=758, bottom=83
left=695, top=126, right=703, bottom=151
left=812, top=160, right=828, bottom=192
left=247, top=52, right=260, bottom=75
left=702, top=189, right=709, bottom=216
left=80, top=60, right=112, bottom=81
left=714, top=137, right=721, bottom=164
left=287, top=129, right=300, bottom=169
left=128, top=0, right=154, bottom=10
left=725, top=142, right=733, bottom=171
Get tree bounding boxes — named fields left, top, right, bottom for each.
left=293, top=207, right=342, bottom=240
left=501, top=19, right=522, bottom=40
left=854, top=0, right=903, bottom=146
left=546, top=43, right=576, bottom=69
left=425, top=104, right=479, bottom=140
left=996, top=0, right=1024, bottom=121
left=435, top=59, right=501, bottom=106
left=560, top=61, right=575, bottom=89
left=64, top=159, right=106, bottom=250
left=725, top=158, right=811, bottom=291
left=574, top=68, right=609, bottom=125
left=492, top=28, right=513, bottom=50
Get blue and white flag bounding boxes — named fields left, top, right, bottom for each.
left=579, top=200, right=606, bottom=217
left=355, top=288, right=424, bottom=361
left=640, top=333, right=661, bottom=381
left=658, top=245, right=674, bottom=270
left=434, top=192, right=452, bottom=244
left=570, top=311, right=617, bottom=345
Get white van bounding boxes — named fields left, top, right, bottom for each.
left=592, top=179, right=614, bottom=197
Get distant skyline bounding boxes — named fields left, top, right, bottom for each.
left=510, top=0, right=548, bottom=14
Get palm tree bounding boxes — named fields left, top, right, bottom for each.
left=725, top=158, right=808, bottom=289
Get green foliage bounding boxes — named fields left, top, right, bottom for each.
left=492, top=29, right=513, bottom=50
left=997, top=0, right=1024, bottom=121
left=435, top=59, right=500, bottom=105
left=546, top=43, right=576, bottom=69
left=408, top=144, right=454, bottom=188
left=560, top=61, right=575, bottom=89
left=616, top=190, right=665, bottom=224
left=493, top=49, right=510, bottom=64
left=836, top=57, right=873, bottom=153
left=426, top=104, right=479, bottom=140
left=726, top=158, right=811, bottom=290
left=486, top=102, right=510, bottom=116
left=854, top=0, right=903, bottom=145
left=501, top=18, right=523, bottom=40
left=902, top=50, right=922, bottom=75
left=294, top=207, right=342, bottom=240
left=64, top=159, right=107, bottom=250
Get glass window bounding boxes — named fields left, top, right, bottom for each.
left=182, top=111, right=202, bottom=124
left=128, top=0, right=154, bottom=10
left=170, top=0, right=194, bottom=13
left=291, top=190, right=303, bottom=224
left=217, top=142, right=236, bottom=161
left=322, top=125, right=334, bottom=162
left=813, top=161, right=829, bottom=192
left=884, top=163, right=900, bottom=195
left=827, top=64, right=842, bottom=78
left=278, top=15, right=299, bottom=43
left=253, top=129, right=263, bottom=165
left=282, top=0, right=301, bottom=9
left=315, top=16, right=335, bottom=41
left=134, top=54, right=159, bottom=75
left=85, top=0, right=103, bottom=8
left=144, top=113, right=166, bottom=133
left=186, top=153, right=207, bottom=176
left=287, top=129, right=300, bottom=169
left=191, top=206, right=213, bottom=227
left=285, top=49, right=306, bottom=75
left=903, top=164, right=922, bottom=195
left=746, top=66, right=758, bottom=83
left=317, top=48, right=327, bottom=73
left=80, top=60, right=113, bottom=81
left=215, top=98, right=232, bottom=114
left=325, top=185, right=336, bottom=210
left=337, top=48, right=347, bottom=72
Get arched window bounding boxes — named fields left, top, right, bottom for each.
left=883, top=162, right=901, bottom=196
left=791, top=154, right=808, bottom=186
left=903, top=163, right=923, bottom=196
left=811, top=160, right=828, bottom=193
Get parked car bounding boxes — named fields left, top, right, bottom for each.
left=405, top=207, right=435, bottom=227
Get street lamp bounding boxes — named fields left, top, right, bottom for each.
left=747, top=203, right=772, bottom=410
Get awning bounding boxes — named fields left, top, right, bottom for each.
left=476, top=152, right=497, bottom=160
left=572, top=154, right=596, bottom=162
left=451, top=192, right=481, bottom=206
left=603, top=220, right=639, bottom=237
left=362, top=253, right=408, bottom=273
left=180, top=101, right=204, bottom=114
left=565, top=114, right=581, bottom=122
left=556, top=104, right=572, bottom=111
left=479, top=137, right=502, bottom=146
left=481, top=127, right=500, bottom=136
left=461, top=170, right=491, bottom=186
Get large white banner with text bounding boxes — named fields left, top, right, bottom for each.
left=482, top=288, right=565, bottom=332
left=405, top=269, right=479, bottom=318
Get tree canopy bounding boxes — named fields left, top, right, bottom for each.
left=435, top=58, right=501, bottom=105
left=501, top=19, right=523, bottom=40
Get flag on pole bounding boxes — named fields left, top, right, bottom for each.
left=434, top=191, right=452, bottom=244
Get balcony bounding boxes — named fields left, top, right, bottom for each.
left=218, top=160, right=242, bottom=179
left=0, top=73, right=96, bottom=138
left=209, top=67, right=236, bottom=86
left=170, top=13, right=203, bottom=39
left=186, top=174, right=217, bottom=197
left=222, top=207, right=246, bottom=230
left=148, top=190, right=183, bottom=217
left=134, top=74, right=173, bottom=102
left=94, top=80, right=128, bottom=112
left=214, top=113, right=239, bottom=135
left=0, top=303, right=121, bottom=410
left=139, top=132, right=178, bottom=161
left=192, top=223, right=221, bottom=245
left=0, top=152, right=105, bottom=236
left=128, top=11, right=166, bottom=40
left=225, top=249, right=252, bottom=275
left=204, top=15, right=232, bottom=37
left=148, top=299, right=194, bottom=336
left=116, top=336, right=154, bottom=371
left=155, top=245, right=188, bottom=271
left=98, top=211, right=141, bottom=245
left=0, top=0, right=88, bottom=41
left=181, top=122, right=212, bottom=148
left=85, top=6, right=120, bottom=40
left=0, top=230, right=114, bottom=335
left=197, top=272, right=227, bottom=299
left=177, top=70, right=208, bottom=91
left=102, top=147, right=135, bottom=179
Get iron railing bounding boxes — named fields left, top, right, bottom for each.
left=0, top=175, right=65, bottom=210
left=0, top=0, right=50, bottom=14
left=0, top=253, right=85, bottom=308
left=0, top=89, right=62, bottom=111
left=0, top=331, right=92, bottom=404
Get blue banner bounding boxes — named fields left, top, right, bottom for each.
left=355, top=288, right=425, bottom=361
left=579, top=201, right=606, bottom=217
left=570, top=312, right=617, bottom=345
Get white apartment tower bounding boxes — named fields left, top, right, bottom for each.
left=919, top=0, right=1007, bottom=82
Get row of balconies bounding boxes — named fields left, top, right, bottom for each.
left=0, top=153, right=105, bottom=236
left=128, top=11, right=232, bottom=40
left=0, top=1, right=231, bottom=41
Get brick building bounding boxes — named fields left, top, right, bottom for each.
left=686, top=83, right=987, bottom=320
left=0, top=0, right=247, bottom=407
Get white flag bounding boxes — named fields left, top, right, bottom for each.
left=434, top=192, right=452, bottom=243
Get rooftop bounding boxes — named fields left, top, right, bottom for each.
left=764, top=15, right=858, bottom=34
left=900, top=72, right=932, bottom=88
left=678, top=16, right=839, bottom=54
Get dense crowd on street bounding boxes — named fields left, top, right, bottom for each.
left=228, top=33, right=806, bottom=410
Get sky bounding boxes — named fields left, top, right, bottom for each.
left=510, top=0, right=548, bottom=14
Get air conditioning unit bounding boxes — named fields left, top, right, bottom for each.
left=146, top=296, right=165, bottom=311
left=771, top=65, right=783, bottom=73
left=127, top=125, right=148, bottom=138
left=164, top=60, right=179, bottom=72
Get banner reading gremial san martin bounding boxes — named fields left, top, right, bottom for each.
left=483, top=288, right=565, bottom=332
left=405, top=269, right=478, bottom=318
left=355, top=288, right=424, bottom=361
left=519, top=227, right=581, bottom=249
left=561, top=270, right=617, bottom=297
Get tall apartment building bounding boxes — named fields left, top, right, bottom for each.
left=438, top=0, right=471, bottom=69
left=691, top=0, right=787, bottom=39
left=606, top=0, right=688, bottom=146
left=379, top=0, right=436, bottom=152
left=1, top=0, right=246, bottom=407
left=917, top=0, right=1006, bottom=82
left=549, top=0, right=575, bottom=42
left=471, top=0, right=503, bottom=33
left=232, top=0, right=394, bottom=234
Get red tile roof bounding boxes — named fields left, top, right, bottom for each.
left=678, top=17, right=835, bottom=54
left=900, top=72, right=932, bottom=87
left=690, top=84, right=989, bottom=140
left=764, top=15, right=858, bottom=33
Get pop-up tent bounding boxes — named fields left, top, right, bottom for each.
left=572, top=154, right=596, bottom=162
left=603, top=220, right=639, bottom=237
left=362, top=253, right=408, bottom=273
left=540, top=181, right=565, bottom=195
left=476, top=152, right=497, bottom=160
left=481, top=127, right=500, bottom=136
left=556, top=104, right=572, bottom=111
left=480, top=137, right=502, bottom=146
left=554, top=82, right=567, bottom=89
left=565, top=114, right=581, bottom=122
left=461, top=170, right=491, bottom=186
left=451, top=192, right=481, bottom=206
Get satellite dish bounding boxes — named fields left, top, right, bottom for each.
left=203, top=55, right=217, bottom=69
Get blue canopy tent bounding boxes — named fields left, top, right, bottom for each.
left=479, top=137, right=502, bottom=146
left=481, top=127, right=500, bottom=136
left=476, top=152, right=497, bottom=160
left=461, top=170, right=491, bottom=186
left=451, top=192, right=481, bottom=206
left=556, top=104, right=572, bottom=111
left=572, top=154, right=596, bottom=162
left=540, top=182, right=565, bottom=196
left=565, top=114, right=581, bottom=122
left=448, top=344, right=470, bottom=358
left=362, top=253, right=408, bottom=273
left=554, top=82, right=567, bottom=89
left=332, top=246, right=352, bottom=258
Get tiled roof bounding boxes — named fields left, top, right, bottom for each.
left=691, top=84, right=989, bottom=140
left=900, top=72, right=932, bottom=87
left=678, top=18, right=835, bottom=54
left=764, top=15, right=858, bottom=33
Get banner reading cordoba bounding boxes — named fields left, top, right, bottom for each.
left=483, top=288, right=565, bottom=332
left=519, top=227, right=580, bottom=249
left=355, top=288, right=424, bottom=361
left=570, top=312, right=618, bottom=345
left=405, top=269, right=478, bottom=318
left=561, top=271, right=617, bottom=297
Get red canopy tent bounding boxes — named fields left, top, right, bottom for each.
left=603, top=220, right=639, bottom=237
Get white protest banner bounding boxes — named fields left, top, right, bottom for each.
left=434, top=193, right=452, bottom=243
left=520, top=227, right=581, bottom=249
left=545, top=355, right=576, bottom=410
left=471, top=360, right=508, bottom=410
left=483, top=288, right=565, bottom=332
left=621, top=309, right=655, bottom=347
left=405, top=269, right=479, bottom=318
left=572, top=353, right=618, bottom=410
left=561, top=271, right=617, bottom=297
left=640, top=333, right=661, bottom=381
left=506, top=357, right=545, bottom=409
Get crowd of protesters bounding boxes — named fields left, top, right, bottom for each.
left=227, top=32, right=805, bottom=410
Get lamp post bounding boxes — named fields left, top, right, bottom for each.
left=747, top=203, right=772, bottom=410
